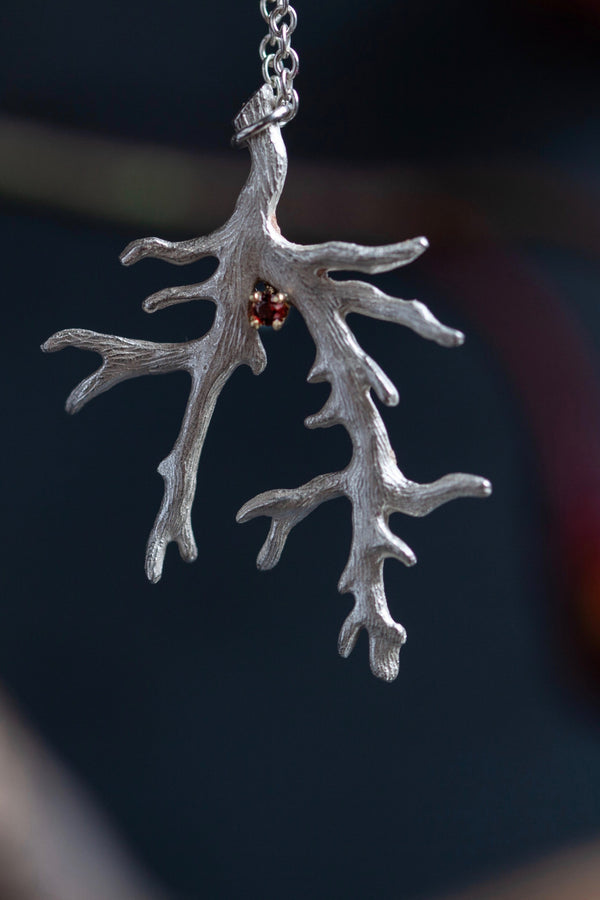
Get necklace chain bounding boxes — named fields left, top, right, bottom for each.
left=259, top=0, right=299, bottom=124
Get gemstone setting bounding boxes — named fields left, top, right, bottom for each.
left=248, top=283, right=291, bottom=330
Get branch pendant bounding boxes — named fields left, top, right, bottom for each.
left=43, top=85, right=491, bottom=682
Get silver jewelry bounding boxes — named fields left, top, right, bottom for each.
left=43, top=2, right=491, bottom=681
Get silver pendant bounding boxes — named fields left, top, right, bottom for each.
left=43, top=85, right=491, bottom=681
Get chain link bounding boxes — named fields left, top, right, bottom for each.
left=259, top=0, right=299, bottom=124
left=232, top=1, right=299, bottom=146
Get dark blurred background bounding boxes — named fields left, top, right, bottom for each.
left=1, top=0, right=600, bottom=898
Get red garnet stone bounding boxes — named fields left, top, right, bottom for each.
left=248, top=283, right=291, bottom=330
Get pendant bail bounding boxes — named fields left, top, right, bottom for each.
left=231, top=96, right=297, bottom=148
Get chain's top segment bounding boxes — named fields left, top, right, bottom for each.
left=233, top=1, right=299, bottom=146
left=259, top=0, right=299, bottom=122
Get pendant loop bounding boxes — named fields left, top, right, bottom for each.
left=231, top=93, right=298, bottom=147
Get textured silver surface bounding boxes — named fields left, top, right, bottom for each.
left=43, top=85, right=491, bottom=681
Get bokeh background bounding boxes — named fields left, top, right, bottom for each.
left=1, top=0, right=600, bottom=897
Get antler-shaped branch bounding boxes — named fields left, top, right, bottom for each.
left=44, top=84, right=490, bottom=680
left=43, top=315, right=265, bottom=583
left=238, top=250, right=491, bottom=681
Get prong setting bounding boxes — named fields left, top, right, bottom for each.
left=247, top=282, right=291, bottom=330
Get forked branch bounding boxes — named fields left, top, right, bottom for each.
left=237, top=473, right=344, bottom=570
left=42, top=329, right=193, bottom=414
left=240, top=234, right=491, bottom=680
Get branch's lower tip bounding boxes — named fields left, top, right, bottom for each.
left=417, top=236, right=429, bottom=249
left=369, top=628, right=406, bottom=682
left=146, top=560, right=163, bottom=584
left=119, top=245, right=137, bottom=266
left=41, top=334, right=63, bottom=352
left=145, top=545, right=166, bottom=584
left=373, top=661, right=401, bottom=683
left=256, top=538, right=283, bottom=571
left=480, top=478, right=493, bottom=497
left=338, top=616, right=361, bottom=658
left=338, top=642, right=354, bottom=660
left=452, top=330, right=466, bottom=347
left=179, top=545, right=198, bottom=564
left=235, top=505, right=252, bottom=524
